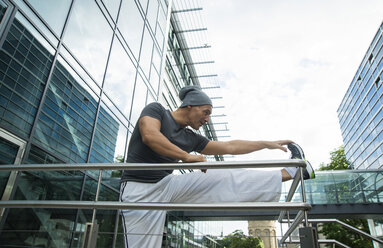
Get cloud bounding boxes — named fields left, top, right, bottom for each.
left=299, top=58, right=330, bottom=68
left=203, top=0, right=383, bottom=168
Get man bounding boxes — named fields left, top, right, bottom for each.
left=120, top=86, right=314, bottom=247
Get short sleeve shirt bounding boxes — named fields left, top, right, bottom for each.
left=121, top=102, right=210, bottom=183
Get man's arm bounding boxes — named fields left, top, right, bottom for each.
left=201, top=140, right=293, bottom=155
left=139, top=116, right=206, bottom=162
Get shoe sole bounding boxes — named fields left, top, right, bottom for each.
left=288, top=143, right=305, bottom=160
left=303, top=160, right=315, bottom=180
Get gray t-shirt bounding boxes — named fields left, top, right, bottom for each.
left=121, top=102, right=210, bottom=183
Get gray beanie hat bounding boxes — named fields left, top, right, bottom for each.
left=179, top=86, right=212, bottom=108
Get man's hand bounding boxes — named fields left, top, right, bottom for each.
left=182, top=154, right=206, bottom=163
left=182, top=154, right=207, bottom=173
left=265, top=140, right=294, bottom=152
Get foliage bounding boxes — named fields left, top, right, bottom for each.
left=318, top=146, right=373, bottom=248
left=320, top=219, right=373, bottom=248
left=111, top=155, right=124, bottom=177
left=318, top=146, right=349, bottom=171
left=217, top=230, right=264, bottom=248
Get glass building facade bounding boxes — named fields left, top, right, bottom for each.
left=0, top=0, right=224, bottom=247
left=337, top=21, right=383, bottom=247
left=338, top=21, right=383, bottom=170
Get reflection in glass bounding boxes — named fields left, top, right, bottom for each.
left=0, top=0, right=8, bottom=22
left=96, top=210, right=119, bottom=247
left=0, top=137, right=18, bottom=164
left=33, top=60, right=98, bottom=163
left=286, top=170, right=383, bottom=205
left=155, top=24, right=165, bottom=52
left=0, top=137, right=18, bottom=195
left=27, top=0, right=71, bottom=37
left=139, top=27, right=154, bottom=79
left=0, top=15, right=54, bottom=139
left=137, top=0, right=148, bottom=14
left=103, top=37, right=136, bottom=118
left=0, top=165, right=82, bottom=247
left=118, top=0, right=144, bottom=60
left=147, top=0, right=159, bottom=33
left=63, top=0, right=113, bottom=85
left=1, top=208, right=77, bottom=247
left=130, top=75, right=147, bottom=125
left=101, top=0, right=121, bottom=21
left=89, top=100, right=127, bottom=164
left=150, top=61, right=160, bottom=94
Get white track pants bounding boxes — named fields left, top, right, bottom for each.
left=120, top=169, right=282, bottom=248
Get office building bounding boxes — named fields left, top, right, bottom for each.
left=337, top=21, right=383, bottom=246
left=338, top=22, right=383, bottom=170
left=0, top=0, right=226, bottom=246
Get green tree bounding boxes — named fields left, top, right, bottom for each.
left=217, top=230, right=264, bottom=248
left=318, top=146, right=349, bottom=171
left=318, top=146, right=373, bottom=248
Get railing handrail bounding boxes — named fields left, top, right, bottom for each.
left=0, top=200, right=312, bottom=211
left=0, top=159, right=311, bottom=246
left=284, top=239, right=351, bottom=248
left=0, top=159, right=306, bottom=171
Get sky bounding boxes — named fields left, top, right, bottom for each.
left=197, top=0, right=383, bottom=236
left=201, top=0, right=383, bottom=168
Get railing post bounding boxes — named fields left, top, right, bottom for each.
left=299, top=226, right=319, bottom=248
left=85, top=169, right=103, bottom=248
left=82, top=222, right=99, bottom=248
left=299, top=167, right=309, bottom=227
left=112, top=209, right=120, bottom=248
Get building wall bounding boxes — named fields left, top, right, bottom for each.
left=0, top=0, right=169, bottom=246
left=248, top=220, right=278, bottom=248
left=337, top=21, right=383, bottom=170
left=0, top=0, right=221, bottom=247
left=337, top=21, right=383, bottom=247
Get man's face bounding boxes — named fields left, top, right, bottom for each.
left=187, top=105, right=212, bottom=130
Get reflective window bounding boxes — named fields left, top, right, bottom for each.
left=0, top=14, right=54, bottom=139
left=0, top=136, right=18, bottom=164
left=137, top=0, right=148, bottom=13
left=89, top=100, right=128, bottom=164
left=150, top=66, right=160, bottom=94
left=0, top=0, right=8, bottom=22
left=0, top=137, right=18, bottom=196
left=103, top=37, right=136, bottom=118
left=147, top=0, right=159, bottom=33
left=101, top=0, right=121, bottom=21
left=59, top=48, right=101, bottom=96
left=96, top=210, right=119, bottom=247
left=1, top=207, right=77, bottom=247
left=118, top=0, right=144, bottom=60
left=152, top=45, right=161, bottom=76
left=12, top=1, right=59, bottom=47
left=139, top=27, right=154, bottom=78
left=155, top=23, right=165, bottom=51
left=27, top=0, right=71, bottom=37
left=63, top=0, right=113, bottom=85
left=33, top=60, right=99, bottom=163
left=130, top=75, right=147, bottom=125
left=0, top=144, right=82, bottom=247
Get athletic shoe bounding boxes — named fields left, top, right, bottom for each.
left=287, top=143, right=315, bottom=180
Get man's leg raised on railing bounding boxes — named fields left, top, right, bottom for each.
left=119, top=86, right=315, bottom=248
left=120, top=168, right=283, bottom=248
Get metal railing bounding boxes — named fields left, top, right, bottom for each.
left=0, top=159, right=311, bottom=247
left=280, top=218, right=383, bottom=246
left=284, top=239, right=351, bottom=248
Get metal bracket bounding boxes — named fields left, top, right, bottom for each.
left=299, top=227, right=319, bottom=248
left=82, top=222, right=99, bottom=248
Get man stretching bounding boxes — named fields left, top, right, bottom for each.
left=120, top=86, right=314, bottom=247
